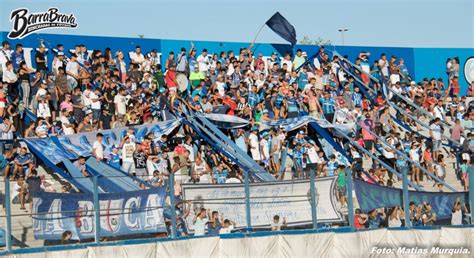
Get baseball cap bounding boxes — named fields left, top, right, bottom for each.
left=85, top=109, right=93, bottom=115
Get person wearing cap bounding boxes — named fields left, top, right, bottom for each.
left=52, top=50, right=65, bottom=76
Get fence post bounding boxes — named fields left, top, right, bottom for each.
left=309, top=166, right=318, bottom=229
left=346, top=169, right=354, bottom=229
left=5, top=177, right=12, bottom=252
left=244, top=170, right=251, bottom=233
left=470, top=164, right=474, bottom=225
left=92, top=176, right=100, bottom=244
left=402, top=168, right=411, bottom=228
left=169, top=172, right=177, bottom=238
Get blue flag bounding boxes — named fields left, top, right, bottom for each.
left=265, top=12, right=297, bottom=45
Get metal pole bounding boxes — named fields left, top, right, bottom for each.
left=169, top=172, right=177, bottom=238
left=346, top=168, right=354, bottom=228
left=92, top=176, right=100, bottom=244
left=402, top=167, right=411, bottom=228
left=244, top=170, right=252, bottom=233
left=5, top=177, right=12, bottom=252
left=309, top=167, right=318, bottom=230
left=470, top=164, right=474, bottom=225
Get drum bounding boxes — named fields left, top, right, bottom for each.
left=176, top=73, right=189, bottom=93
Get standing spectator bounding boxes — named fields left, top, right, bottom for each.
left=35, top=45, right=48, bottom=79
left=192, top=208, right=209, bottom=236
left=92, top=133, right=104, bottom=161
left=66, top=54, right=79, bottom=90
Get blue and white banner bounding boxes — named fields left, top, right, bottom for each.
left=182, top=177, right=343, bottom=231
left=32, top=188, right=167, bottom=240
left=354, top=179, right=469, bottom=220
left=260, top=116, right=355, bottom=134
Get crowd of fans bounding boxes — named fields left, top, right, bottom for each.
left=1, top=38, right=474, bottom=236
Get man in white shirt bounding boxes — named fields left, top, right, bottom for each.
left=92, top=133, right=104, bottom=160
left=270, top=215, right=287, bottom=231
left=379, top=54, right=389, bottom=77
left=60, top=109, right=75, bottom=135
left=260, top=132, right=270, bottom=167
left=66, top=54, right=79, bottom=90
left=219, top=219, right=236, bottom=234
left=281, top=53, right=293, bottom=72
left=114, top=88, right=128, bottom=116
left=130, top=46, right=145, bottom=69
left=0, top=41, right=12, bottom=77
left=197, top=49, right=210, bottom=73
left=248, top=128, right=261, bottom=162
left=89, top=88, right=102, bottom=120
left=120, top=135, right=136, bottom=175
left=2, top=61, right=17, bottom=84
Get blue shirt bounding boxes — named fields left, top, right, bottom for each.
left=286, top=97, right=298, bottom=113
left=213, top=169, right=228, bottom=184
left=15, top=153, right=33, bottom=165
left=248, top=92, right=258, bottom=107
left=351, top=92, right=362, bottom=106
left=327, top=160, right=338, bottom=176
left=107, top=153, right=121, bottom=169
left=320, top=98, right=336, bottom=114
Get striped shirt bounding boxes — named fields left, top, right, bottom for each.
left=319, top=98, right=336, bottom=114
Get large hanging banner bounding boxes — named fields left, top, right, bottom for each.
left=354, top=179, right=469, bottom=220
left=32, top=188, right=167, bottom=240
left=182, top=177, right=343, bottom=231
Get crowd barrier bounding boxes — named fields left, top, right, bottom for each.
left=2, top=226, right=474, bottom=257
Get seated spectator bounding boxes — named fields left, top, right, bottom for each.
left=13, top=147, right=35, bottom=178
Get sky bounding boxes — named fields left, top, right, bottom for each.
left=1, top=0, right=473, bottom=48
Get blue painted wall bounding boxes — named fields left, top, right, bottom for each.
left=1, top=32, right=472, bottom=93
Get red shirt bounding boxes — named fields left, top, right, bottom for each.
left=222, top=97, right=236, bottom=115
left=165, top=70, right=177, bottom=89
left=354, top=214, right=365, bottom=229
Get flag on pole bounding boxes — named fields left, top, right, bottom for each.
left=265, top=12, right=297, bottom=45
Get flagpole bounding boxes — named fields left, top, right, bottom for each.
left=249, top=23, right=266, bottom=49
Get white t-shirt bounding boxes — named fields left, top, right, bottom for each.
left=260, top=139, right=270, bottom=160
left=271, top=220, right=284, bottom=231
left=37, top=102, right=51, bottom=118
left=66, top=61, right=79, bottom=81
left=379, top=59, right=389, bottom=76
left=282, top=59, right=293, bottom=72
left=2, top=69, right=17, bottom=82
left=36, top=88, right=47, bottom=99
left=306, top=146, right=319, bottom=164
left=430, top=124, right=442, bottom=140
left=83, top=89, right=92, bottom=108
left=193, top=217, right=208, bottom=236
left=248, top=133, right=261, bottom=161
left=197, top=54, right=210, bottom=72
left=129, top=52, right=145, bottom=65
left=219, top=225, right=234, bottom=234
left=216, top=81, right=226, bottom=97
left=451, top=209, right=462, bottom=225
left=92, top=140, right=104, bottom=160
left=122, top=142, right=136, bottom=163
left=114, top=94, right=127, bottom=115
left=89, top=91, right=101, bottom=110
left=61, top=116, right=75, bottom=135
